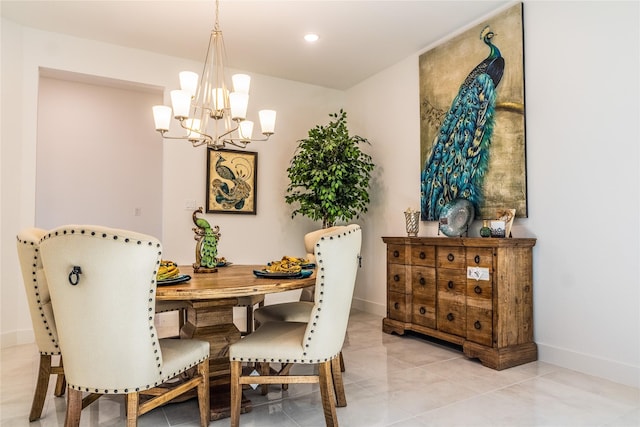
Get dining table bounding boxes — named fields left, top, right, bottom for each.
left=155, top=264, right=316, bottom=420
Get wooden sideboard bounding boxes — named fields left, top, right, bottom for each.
left=382, top=236, right=537, bottom=370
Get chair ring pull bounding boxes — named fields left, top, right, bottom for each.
left=68, top=266, right=82, bottom=286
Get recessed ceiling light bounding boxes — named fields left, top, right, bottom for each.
left=304, top=33, right=319, bottom=43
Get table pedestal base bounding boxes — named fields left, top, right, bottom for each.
left=210, top=384, right=252, bottom=421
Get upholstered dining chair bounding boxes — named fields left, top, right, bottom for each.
left=229, top=224, right=361, bottom=427
left=252, top=226, right=348, bottom=394
left=17, top=228, right=103, bottom=421
left=39, top=225, right=210, bottom=427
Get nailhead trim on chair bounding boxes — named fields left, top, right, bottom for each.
left=16, top=235, right=61, bottom=355
left=39, top=226, right=208, bottom=394
left=230, top=225, right=360, bottom=364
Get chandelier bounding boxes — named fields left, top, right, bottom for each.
left=152, top=0, right=276, bottom=149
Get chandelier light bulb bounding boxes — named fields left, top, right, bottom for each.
left=259, top=110, right=276, bottom=135
left=179, top=71, right=199, bottom=98
left=239, top=121, right=254, bottom=141
left=152, top=105, right=172, bottom=131
left=170, top=90, right=191, bottom=119
left=229, top=92, right=249, bottom=120
left=232, top=74, right=251, bottom=94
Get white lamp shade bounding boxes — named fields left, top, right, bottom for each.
left=239, top=121, right=254, bottom=141
left=258, top=110, right=276, bottom=135
left=229, top=92, right=249, bottom=120
left=185, top=118, right=202, bottom=139
left=232, top=74, right=251, bottom=94
left=152, top=105, right=172, bottom=131
left=179, top=71, right=198, bottom=98
left=212, top=87, right=227, bottom=112
left=170, top=90, right=192, bottom=118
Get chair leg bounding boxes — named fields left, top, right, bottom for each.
left=260, top=362, right=270, bottom=395
left=64, top=387, right=82, bottom=427
left=178, top=308, right=185, bottom=330
left=331, top=356, right=347, bottom=407
left=245, top=306, right=253, bottom=334
left=54, top=356, right=66, bottom=397
left=339, top=351, right=345, bottom=372
left=29, top=354, right=52, bottom=421
left=125, top=392, right=139, bottom=427
left=197, top=360, right=210, bottom=427
left=318, top=360, right=338, bottom=427
left=230, top=361, right=242, bottom=427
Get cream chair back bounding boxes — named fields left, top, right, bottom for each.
left=302, top=224, right=361, bottom=360
left=300, top=225, right=347, bottom=302
left=17, top=228, right=60, bottom=355
left=303, top=226, right=346, bottom=262
left=40, top=225, right=164, bottom=392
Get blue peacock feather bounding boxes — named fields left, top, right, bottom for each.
left=421, top=26, right=504, bottom=220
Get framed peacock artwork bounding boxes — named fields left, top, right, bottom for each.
left=206, top=149, right=258, bottom=214
left=419, top=3, right=527, bottom=221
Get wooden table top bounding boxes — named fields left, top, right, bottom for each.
left=155, top=264, right=316, bottom=301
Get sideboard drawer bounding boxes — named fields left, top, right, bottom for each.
left=466, top=307, right=493, bottom=346
left=387, top=244, right=405, bottom=264
left=410, top=245, right=435, bottom=267
left=411, top=266, right=435, bottom=297
left=437, top=299, right=466, bottom=337
left=387, top=291, right=409, bottom=322
left=412, top=296, right=436, bottom=329
left=437, top=247, right=466, bottom=269
left=387, top=264, right=406, bottom=294
left=437, top=269, right=466, bottom=298
left=466, top=248, right=494, bottom=270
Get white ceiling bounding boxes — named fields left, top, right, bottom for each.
left=1, top=0, right=508, bottom=90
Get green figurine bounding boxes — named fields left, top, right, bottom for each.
left=192, top=207, right=220, bottom=269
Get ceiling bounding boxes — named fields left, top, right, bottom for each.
left=1, top=0, right=507, bottom=90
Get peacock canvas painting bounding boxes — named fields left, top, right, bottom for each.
left=206, top=149, right=257, bottom=214
left=420, top=3, right=526, bottom=221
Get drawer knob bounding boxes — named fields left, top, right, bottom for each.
left=474, top=320, right=482, bottom=330
left=447, top=253, right=455, bottom=262
left=447, top=313, right=454, bottom=321
left=447, top=281, right=454, bottom=289
left=419, top=251, right=426, bottom=259
left=393, top=250, right=400, bottom=258
left=393, top=274, right=400, bottom=282
left=474, top=285, right=482, bottom=294
left=419, top=277, right=426, bottom=286
left=474, top=255, right=480, bottom=264
left=419, top=307, right=426, bottom=315
left=394, top=302, right=400, bottom=310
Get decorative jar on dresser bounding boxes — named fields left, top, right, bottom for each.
left=382, top=236, right=537, bottom=370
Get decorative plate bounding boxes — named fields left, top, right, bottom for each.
left=216, top=261, right=232, bottom=267
left=253, top=269, right=313, bottom=279
left=157, top=274, right=191, bottom=285
left=439, top=198, right=475, bottom=237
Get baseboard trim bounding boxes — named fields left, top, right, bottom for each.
left=538, top=342, right=640, bottom=388
left=352, top=297, right=386, bottom=317
left=1, top=329, right=34, bottom=349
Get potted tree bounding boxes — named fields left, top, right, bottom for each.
left=285, top=109, right=374, bottom=228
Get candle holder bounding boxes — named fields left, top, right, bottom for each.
left=404, top=210, right=420, bottom=237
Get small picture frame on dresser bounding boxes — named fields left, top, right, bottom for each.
left=490, top=220, right=506, bottom=238
left=496, top=208, right=516, bottom=237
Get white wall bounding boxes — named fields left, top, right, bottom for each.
left=2, top=0, right=639, bottom=389
left=36, top=73, right=163, bottom=237
left=346, top=1, right=640, bottom=388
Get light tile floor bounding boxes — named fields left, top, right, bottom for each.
left=1, top=309, right=639, bottom=426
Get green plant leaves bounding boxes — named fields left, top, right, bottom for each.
left=285, top=109, right=374, bottom=228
